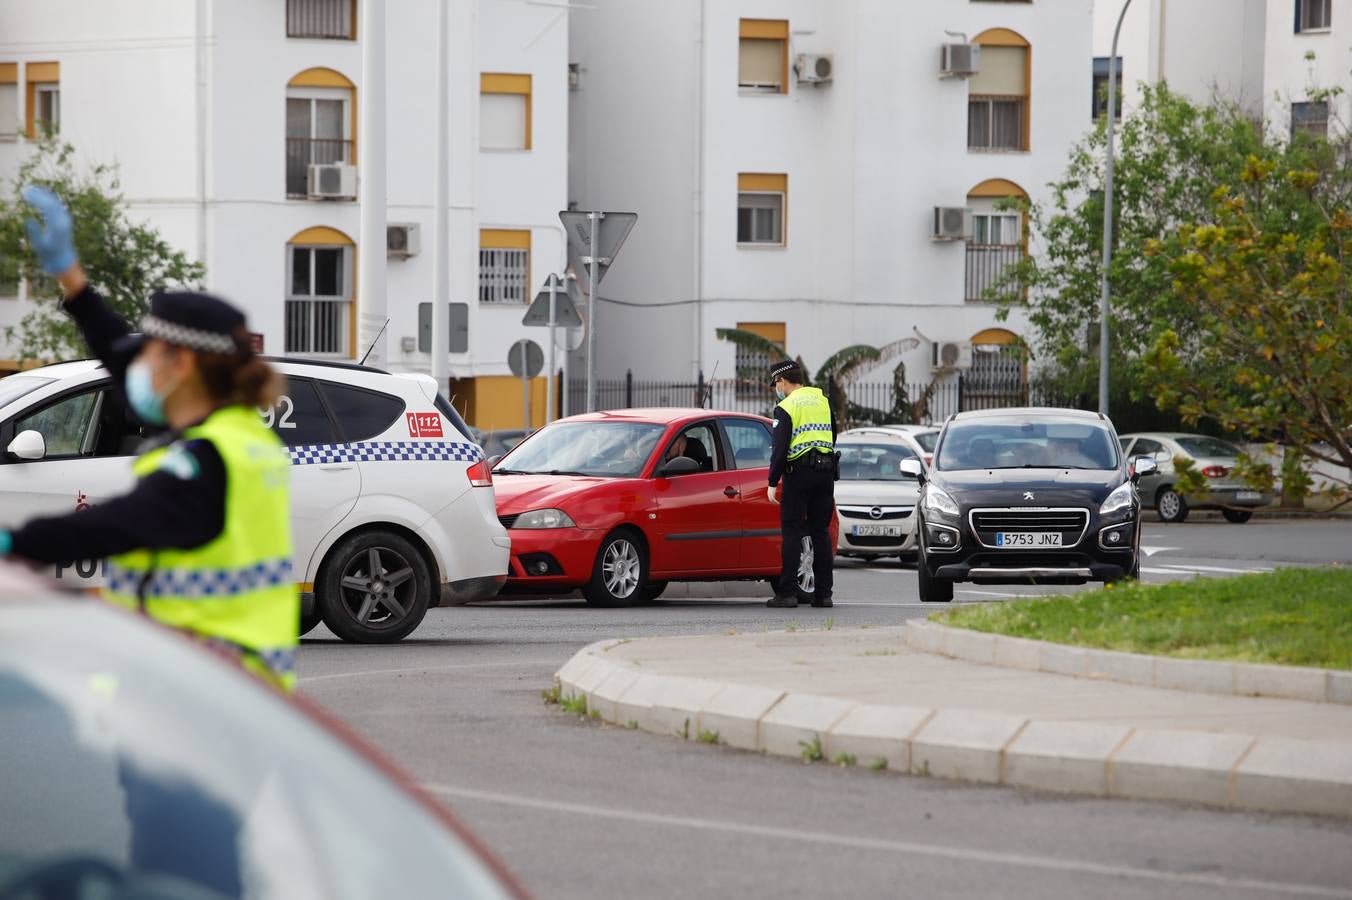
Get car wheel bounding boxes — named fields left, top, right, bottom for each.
left=318, top=531, right=432, bottom=644
left=796, top=535, right=816, bottom=602
left=1222, top=508, right=1253, bottom=524
left=582, top=530, right=648, bottom=607
left=1156, top=488, right=1189, bottom=523
left=917, top=549, right=953, bottom=603
left=639, top=580, right=668, bottom=602
left=300, top=608, right=323, bottom=637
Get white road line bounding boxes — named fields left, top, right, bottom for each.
left=1157, top=563, right=1276, bottom=574
left=958, top=589, right=1027, bottom=599
left=424, top=784, right=1352, bottom=898
left=1139, top=545, right=1179, bottom=557
left=298, top=660, right=536, bottom=683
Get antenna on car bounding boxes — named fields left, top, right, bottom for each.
left=358, top=318, right=391, bottom=366
left=701, top=360, right=719, bottom=409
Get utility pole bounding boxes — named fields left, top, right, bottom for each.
left=357, top=0, right=388, bottom=368
left=1099, top=0, right=1135, bottom=416
left=430, top=0, right=450, bottom=392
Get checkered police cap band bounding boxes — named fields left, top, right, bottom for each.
left=141, top=314, right=239, bottom=355
left=769, top=360, right=802, bottom=385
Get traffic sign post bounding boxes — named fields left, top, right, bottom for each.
left=559, top=210, right=637, bottom=413
left=523, top=273, right=581, bottom=424
left=508, top=338, right=544, bottom=432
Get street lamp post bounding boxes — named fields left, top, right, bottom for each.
left=1099, top=0, right=1134, bottom=416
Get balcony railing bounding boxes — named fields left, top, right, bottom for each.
left=287, top=0, right=354, bottom=39
left=965, top=243, right=1024, bottom=302
left=968, top=95, right=1025, bottom=151
left=286, top=138, right=352, bottom=198
left=285, top=298, right=349, bottom=356
left=478, top=248, right=529, bottom=304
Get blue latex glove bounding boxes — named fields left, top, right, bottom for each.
left=0, top=530, right=11, bottom=557
left=22, top=185, right=79, bottom=275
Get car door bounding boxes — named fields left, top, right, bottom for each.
left=647, top=421, right=743, bottom=575
left=721, top=417, right=782, bottom=571
left=0, top=380, right=142, bottom=587
left=261, top=377, right=361, bottom=578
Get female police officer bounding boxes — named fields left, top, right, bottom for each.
left=0, top=186, right=298, bottom=691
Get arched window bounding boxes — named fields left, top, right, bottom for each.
left=967, top=328, right=1026, bottom=406
left=286, top=68, right=356, bottom=198
left=286, top=226, right=355, bottom=357
left=969, top=29, right=1030, bottom=152
left=965, top=178, right=1028, bottom=303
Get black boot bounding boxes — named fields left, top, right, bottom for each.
left=766, top=593, right=798, bottom=608
left=811, top=594, right=833, bottom=608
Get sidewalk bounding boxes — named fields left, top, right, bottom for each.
left=554, top=624, right=1352, bottom=818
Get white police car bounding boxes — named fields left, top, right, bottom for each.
left=0, top=358, right=510, bottom=643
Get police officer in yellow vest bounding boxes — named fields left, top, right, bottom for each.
left=766, top=360, right=837, bottom=608
left=0, top=186, right=298, bottom=691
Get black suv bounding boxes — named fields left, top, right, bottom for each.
left=906, top=408, right=1155, bottom=603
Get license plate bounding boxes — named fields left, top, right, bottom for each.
left=995, top=532, right=1062, bottom=548
left=1235, top=491, right=1262, bottom=502
left=853, top=524, right=903, bottom=537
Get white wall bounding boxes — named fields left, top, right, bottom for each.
left=1263, top=0, right=1352, bottom=135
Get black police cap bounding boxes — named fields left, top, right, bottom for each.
left=117, top=290, right=249, bottom=357
left=769, top=359, right=803, bottom=386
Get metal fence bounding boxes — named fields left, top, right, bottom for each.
left=565, top=372, right=1077, bottom=426
left=965, top=244, right=1023, bottom=302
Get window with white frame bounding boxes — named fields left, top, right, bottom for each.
left=737, top=194, right=784, bottom=244
left=286, top=244, right=352, bottom=356
left=968, top=44, right=1028, bottom=151
left=1295, top=0, right=1332, bottom=31
left=286, top=89, right=351, bottom=197
left=480, top=74, right=531, bottom=151
left=1291, top=100, right=1329, bottom=138
left=738, top=20, right=788, bottom=93
left=0, top=81, right=17, bottom=141
left=34, top=84, right=59, bottom=134
left=966, top=201, right=1024, bottom=303
left=1091, top=57, right=1123, bottom=120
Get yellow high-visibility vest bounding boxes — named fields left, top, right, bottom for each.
left=778, top=387, right=834, bottom=460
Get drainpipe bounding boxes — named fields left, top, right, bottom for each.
left=692, top=0, right=706, bottom=381
left=195, top=0, right=209, bottom=270
left=357, top=0, right=388, bottom=367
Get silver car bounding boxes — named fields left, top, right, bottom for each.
left=1119, top=432, right=1273, bottom=523
left=834, top=430, right=924, bottom=560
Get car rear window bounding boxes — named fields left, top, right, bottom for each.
left=1174, top=436, right=1242, bottom=458
left=319, top=382, right=407, bottom=442
left=261, top=378, right=338, bottom=447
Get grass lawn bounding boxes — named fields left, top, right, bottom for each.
left=939, top=566, right=1352, bottom=670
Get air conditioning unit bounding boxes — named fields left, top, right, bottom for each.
left=307, top=163, right=357, bottom=200
left=932, top=206, right=972, bottom=241
left=387, top=223, right=420, bottom=258
left=931, top=341, right=973, bottom=371
left=940, top=43, right=980, bottom=78
left=795, top=53, right=834, bottom=84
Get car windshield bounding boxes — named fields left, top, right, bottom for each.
left=494, top=421, right=664, bottom=477
left=838, top=443, right=917, bottom=481
left=0, top=594, right=514, bottom=900
left=0, top=376, right=54, bottom=410
left=912, top=431, right=938, bottom=453
left=937, top=420, right=1120, bottom=471
left=1174, top=436, right=1242, bottom=459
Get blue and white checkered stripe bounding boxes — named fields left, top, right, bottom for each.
left=107, top=558, right=293, bottom=599
left=200, top=637, right=296, bottom=678
left=288, top=440, right=484, bottom=466
left=791, top=423, right=833, bottom=438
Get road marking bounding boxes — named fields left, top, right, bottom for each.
left=958, top=589, right=1027, bottom=599
left=1139, top=545, right=1178, bottom=557
left=424, top=784, right=1352, bottom=898
left=1156, top=563, right=1275, bottom=575
left=298, top=660, right=538, bottom=683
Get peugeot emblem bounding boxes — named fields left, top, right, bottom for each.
left=1023, top=491, right=1035, bottom=501
left=869, top=507, right=883, bottom=519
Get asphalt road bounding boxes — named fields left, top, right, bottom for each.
left=300, top=520, right=1352, bottom=900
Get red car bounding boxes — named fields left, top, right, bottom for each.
left=491, top=408, right=837, bottom=606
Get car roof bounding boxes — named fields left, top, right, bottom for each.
left=5, top=359, right=104, bottom=380
left=872, top=423, right=939, bottom=432
left=553, top=408, right=772, bottom=425
left=838, top=430, right=919, bottom=444
left=1120, top=432, right=1219, bottom=440
left=950, top=407, right=1107, bottom=423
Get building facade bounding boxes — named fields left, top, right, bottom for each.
left=0, top=0, right=569, bottom=430
left=567, top=0, right=1093, bottom=399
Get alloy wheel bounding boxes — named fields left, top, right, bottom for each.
left=339, top=546, right=416, bottom=627
left=602, top=539, right=642, bottom=600
left=797, top=536, right=815, bottom=594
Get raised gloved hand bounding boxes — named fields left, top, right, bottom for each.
left=0, top=529, right=12, bottom=557
left=767, top=485, right=779, bottom=505
left=22, top=185, right=79, bottom=275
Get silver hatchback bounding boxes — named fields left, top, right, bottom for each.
left=1119, top=432, right=1273, bottom=523
left=834, top=430, right=924, bottom=560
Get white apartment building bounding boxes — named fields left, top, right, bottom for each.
left=1093, top=0, right=1351, bottom=138
left=0, top=0, right=569, bottom=431
left=567, top=0, right=1093, bottom=398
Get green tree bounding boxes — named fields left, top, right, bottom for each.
left=0, top=138, right=205, bottom=361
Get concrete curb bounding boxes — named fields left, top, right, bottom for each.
left=553, top=639, right=1352, bottom=819
left=905, top=619, right=1352, bottom=706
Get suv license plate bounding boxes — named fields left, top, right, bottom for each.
left=995, top=532, right=1062, bottom=548
left=853, top=524, right=903, bottom=537
left=1235, top=491, right=1262, bottom=502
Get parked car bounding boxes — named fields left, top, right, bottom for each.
left=0, top=358, right=510, bottom=643
left=492, top=409, right=838, bottom=606
left=877, top=424, right=941, bottom=467
left=0, top=562, right=529, bottom=900
left=833, top=429, right=923, bottom=562
left=910, top=408, right=1149, bottom=603
left=1118, top=432, right=1273, bottom=523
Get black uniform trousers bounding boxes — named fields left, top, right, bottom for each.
left=777, top=460, right=835, bottom=600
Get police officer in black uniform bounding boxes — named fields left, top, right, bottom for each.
left=766, top=360, right=837, bottom=609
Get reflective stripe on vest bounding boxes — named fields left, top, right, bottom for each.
left=778, top=387, right=834, bottom=461
left=104, top=405, right=298, bottom=691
